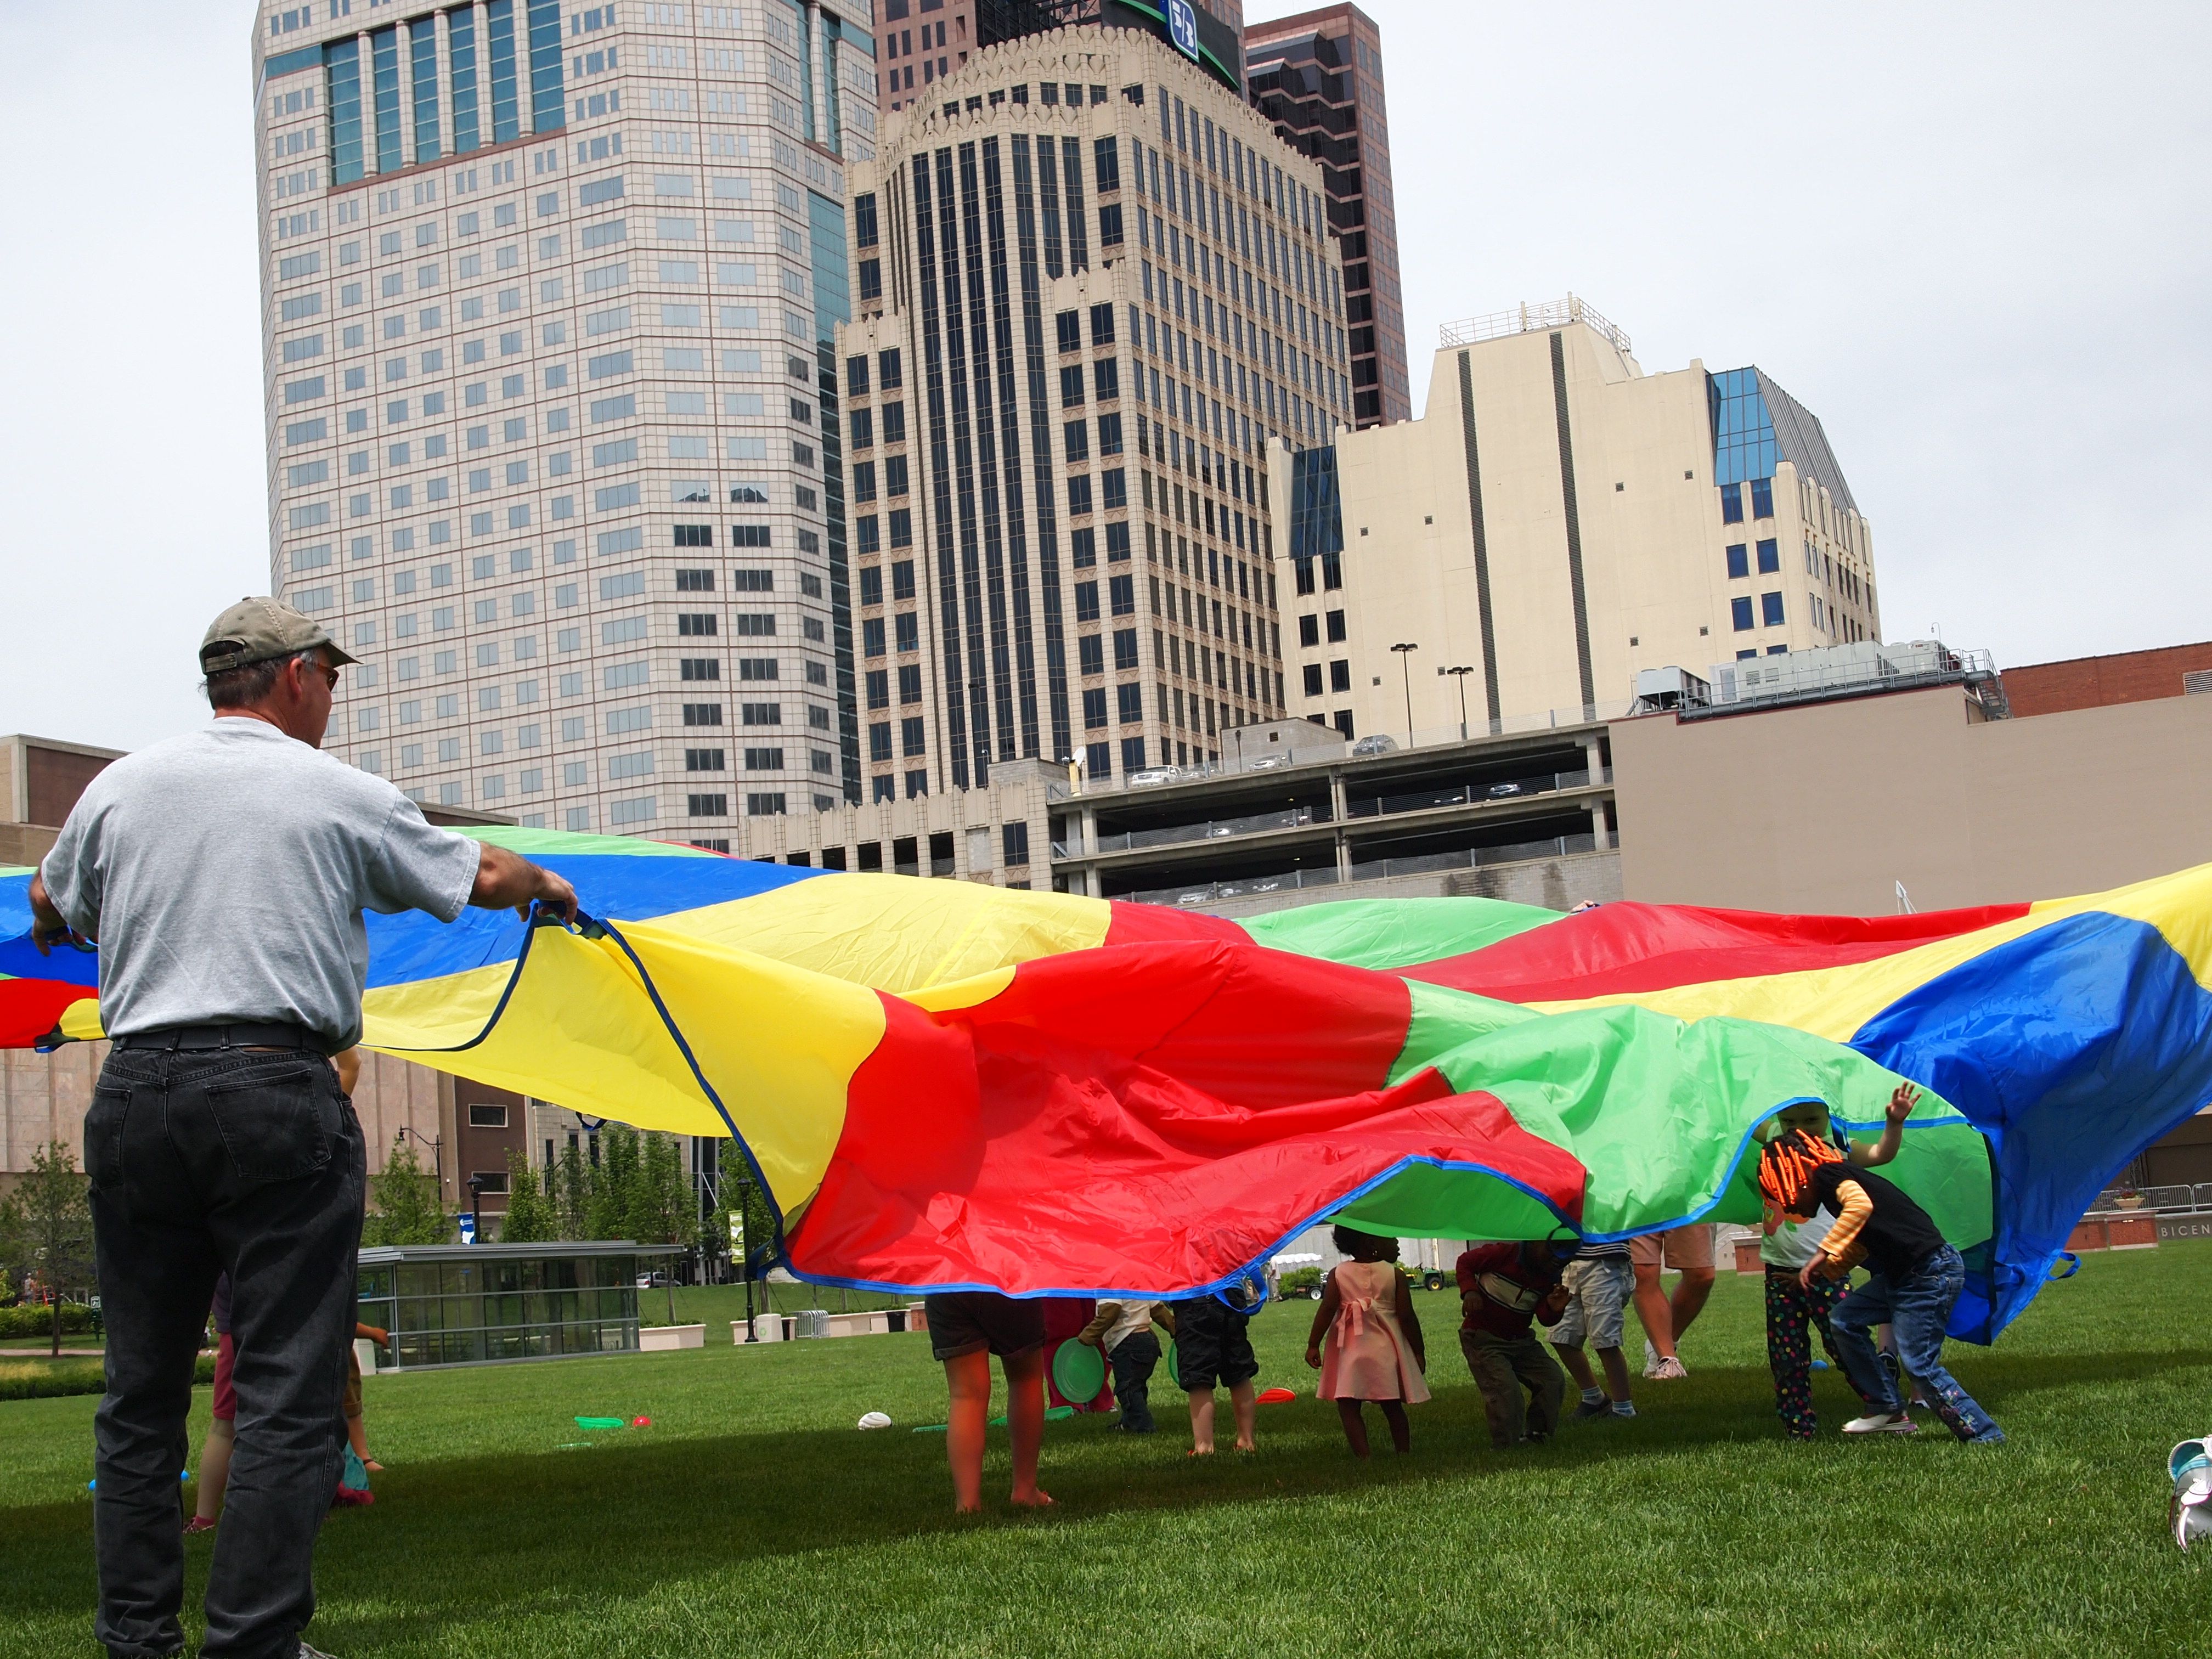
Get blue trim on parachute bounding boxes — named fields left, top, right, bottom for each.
left=367, top=903, right=795, bottom=1269
left=1849, top=909, right=2212, bottom=1345
left=360, top=851, right=823, bottom=988
left=0, top=854, right=829, bottom=995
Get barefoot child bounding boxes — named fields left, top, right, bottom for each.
left=1306, top=1227, right=1427, bottom=1457
left=923, top=1291, right=1054, bottom=1511
left=1178, top=1278, right=1260, bottom=1455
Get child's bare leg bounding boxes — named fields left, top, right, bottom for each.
left=346, top=1410, right=375, bottom=1468
left=1187, top=1389, right=1216, bottom=1453
left=942, top=1349, right=993, bottom=1511
left=194, top=1419, right=235, bottom=1523
left=1378, top=1400, right=1410, bottom=1454
left=1596, top=1345, right=1633, bottom=1403
left=1554, top=1344, right=1596, bottom=1392
left=1000, top=1346, right=1053, bottom=1507
left=1228, top=1379, right=1257, bottom=1452
left=1336, top=1398, right=1371, bottom=1458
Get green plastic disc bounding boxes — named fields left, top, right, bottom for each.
left=1165, top=1339, right=1182, bottom=1390
left=1050, top=1339, right=1105, bottom=1403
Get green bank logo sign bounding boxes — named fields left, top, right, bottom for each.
left=1167, top=0, right=1200, bottom=63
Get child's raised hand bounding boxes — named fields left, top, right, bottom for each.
left=1885, top=1082, right=1920, bottom=1126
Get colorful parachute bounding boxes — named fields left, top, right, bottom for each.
left=5, top=836, right=2209, bottom=1342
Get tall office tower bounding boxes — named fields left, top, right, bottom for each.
left=256, top=0, right=881, bottom=845
left=974, top=1, right=1245, bottom=88
left=877, top=0, right=977, bottom=117
left=838, top=24, right=1354, bottom=797
left=1269, top=298, right=1879, bottom=742
left=1244, top=4, right=1406, bottom=427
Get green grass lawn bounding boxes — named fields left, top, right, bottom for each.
left=2, top=1246, right=2208, bottom=1657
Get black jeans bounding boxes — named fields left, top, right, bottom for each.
left=84, top=1046, right=364, bottom=1659
left=1109, top=1331, right=1160, bottom=1433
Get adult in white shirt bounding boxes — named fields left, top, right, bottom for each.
left=29, top=599, right=574, bottom=1659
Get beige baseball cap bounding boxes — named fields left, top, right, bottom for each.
left=199, top=596, right=357, bottom=674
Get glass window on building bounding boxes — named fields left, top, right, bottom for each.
left=356, top=1244, right=668, bottom=1370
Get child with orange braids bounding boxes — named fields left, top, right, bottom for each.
left=1759, top=1099, right=2006, bottom=1445
left=1753, top=1085, right=1912, bottom=1440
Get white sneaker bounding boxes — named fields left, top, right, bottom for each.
left=1842, top=1411, right=1917, bottom=1435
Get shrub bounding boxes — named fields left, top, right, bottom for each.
left=0, top=1301, right=97, bottom=1338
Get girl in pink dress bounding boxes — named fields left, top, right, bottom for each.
left=1306, top=1226, right=1430, bottom=1457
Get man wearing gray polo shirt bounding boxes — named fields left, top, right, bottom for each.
left=29, top=599, right=574, bottom=1659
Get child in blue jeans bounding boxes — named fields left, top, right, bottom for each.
left=1759, top=1128, right=2005, bottom=1445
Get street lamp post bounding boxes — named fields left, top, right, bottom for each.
left=1447, top=665, right=1475, bottom=740
left=1390, top=642, right=1418, bottom=744
left=394, top=1125, right=444, bottom=1207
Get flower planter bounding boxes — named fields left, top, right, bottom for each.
left=639, top=1323, right=704, bottom=1352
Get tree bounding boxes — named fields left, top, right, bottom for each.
left=362, top=1144, right=449, bottom=1245
left=588, top=1123, right=640, bottom=1239
left=0, top=1141, right=98, bottom=1356
left=555, top=1137, right=590, bottom=1239
left=629, top=1132, right=691, bottom=1245
left=497, top=1147, right=556, bottom=1243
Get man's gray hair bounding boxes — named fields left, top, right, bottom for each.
left=204, top=649, right=317, bottom=710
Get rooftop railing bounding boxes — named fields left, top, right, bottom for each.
left=1068, top=699, right=1632, bottom=797
left=1118, top=829, right=1605, bottom=909
left=1439, top=295, right=1631, bottom=357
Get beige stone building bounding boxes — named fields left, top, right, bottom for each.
left=1267, top=297, right=1880, bottom=745
left=839, top=25, right=1353, bottom=795
left=1613, top=673, right=2212, bottom=917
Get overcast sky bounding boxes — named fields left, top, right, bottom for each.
left=1, top=2, right=2205, bottom=753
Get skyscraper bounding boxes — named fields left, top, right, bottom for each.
left=256, top=0, right=881, bottom=844
left=1244, top=3, right=1407, bottom=427
left=876, top=0, right=979, bottom=116
left=837, top=24, right=1356, bottom=794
